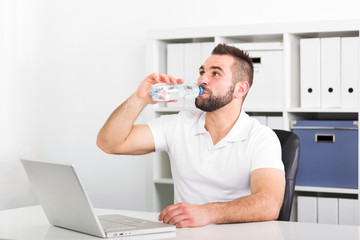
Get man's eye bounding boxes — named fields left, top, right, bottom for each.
left=213, top=72, right=220, bottom=76
left=199, top=71, right=205, bottom=75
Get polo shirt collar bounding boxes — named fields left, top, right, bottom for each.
left=227, top=109, right=251, bottom=142
left=194, top=109, right=251, bottom=143
left=194, top=112, right=207, bottom=135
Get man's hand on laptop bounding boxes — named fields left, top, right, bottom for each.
left=158, top=202, right=211, bottom=228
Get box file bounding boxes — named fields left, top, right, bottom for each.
left=291, top=120, right=358, bottom=189
left=167, top=43, right=185, bottom=108
left=246, top=50, right=283, bottom=108
left=232, top=43, right=283, bottom=109
left=244, top=50, right=283, bottom=108
left=297, top=196, right=317, bottom=223
left=318, top=197, right=338, bottom=224
left=300, top=38, right=321, bottom=108
left=267, top=116, right=283, bottom=129
left=167, top=42, right=215, bottom=108
left=184, top=43, right=202, bottom=84
left=167, top=43, right=184, bottom=80
left=300, top=37, right=359, bottom=108
left=250, top=116, right=283, bottom=129
left=298, top=196, right=359, bottom=225
left=184, top=43, right=202, bottom=108
left=321, top=37, right=341, bottom=108
left=201, top=42, right=215, bottom=63
left=341, top=37, right=359, bottom=108
left=252, top=116, right=267, bottom=126
left=338, top=198, right=359, bottom=226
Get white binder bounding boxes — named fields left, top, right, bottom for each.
left=230, top=43, right=283, bottom=108
left=167, top=43, right=185, bottom=108
left=184, top=43, right=202, bottom=108
left=267, top=116, right=283, bottom=129
left=300, top=38, right=321, bottom=108
left=297, top=196, right=317, bottom=223
left=341, top=37, right=359, bottom=108
left=317, top=197, right=338, bottom=224
left=321, top=37, right=341, bottom=108
left=252, top=116, right=267, bottom=126
left=184, top=43, right=202, bottom=83
left=201, top=42, right=215, bottom=63
left=338, top=198, right=359, bottom=226
left=243, top=50, right=283, bottom=108
left=167, top=43, right=184, bottom=80
left=167, top=42, right=215, bottom=108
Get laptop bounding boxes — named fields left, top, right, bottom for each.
left=21, top=159, right=176, bottom=238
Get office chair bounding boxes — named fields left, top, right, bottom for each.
left=273, top=129, right=300, bottom=221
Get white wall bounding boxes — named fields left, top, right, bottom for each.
left=0, top=0, right=39, bottom=210
left=1, top=0, right=360, bottom=211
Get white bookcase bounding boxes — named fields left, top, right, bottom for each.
left=145, top=20, right=360, bottom=223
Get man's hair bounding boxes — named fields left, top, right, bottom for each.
left=211, top=43, right=254, bottom=88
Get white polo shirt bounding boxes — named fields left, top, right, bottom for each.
left=148, top=110, right=284, bottom=205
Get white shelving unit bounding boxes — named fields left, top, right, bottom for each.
left=145, top=20, right=360, bottom=222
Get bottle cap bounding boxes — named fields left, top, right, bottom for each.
left=198, top=86, right=204, bottom=95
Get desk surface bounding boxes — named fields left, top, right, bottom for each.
left=1, top=205, right=359, bottom=240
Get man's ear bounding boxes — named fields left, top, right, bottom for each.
left=234, top=81, right=249, bottom=99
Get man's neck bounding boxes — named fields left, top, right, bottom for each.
left=204, top=103, right=242, bottom=145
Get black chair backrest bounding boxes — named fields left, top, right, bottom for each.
left=273, top=129, right=300, bottom=221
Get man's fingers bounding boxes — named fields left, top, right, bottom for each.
left=167, top=213, right=188, bottom=226
left=175, top=78, right=184, bottom=84
left=162, top=208, right=185, bottom=224
left=158, top=73, right=171, bottom=84
left=159, top=203, right=209, bottom=228
left=168, top=75, right=177, bottom=84
left=158, top=203, right=180, bottom=221
left=148, top=73, right=160, bottom=83
left=148, top=73, right=183, bottom=85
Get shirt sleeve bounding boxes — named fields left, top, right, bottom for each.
left=250, top=127, right=285, bottom=172
left=147, top=114, right=178, bottom=153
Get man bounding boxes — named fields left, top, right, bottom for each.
left=97, top=43, right=285, bottom=228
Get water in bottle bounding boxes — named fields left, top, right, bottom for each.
left=149, top=83, right=204, bottom=101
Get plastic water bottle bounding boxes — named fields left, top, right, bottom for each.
left=149, top=83, right=204, bottom=101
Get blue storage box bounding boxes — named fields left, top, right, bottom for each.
left=291, top=120, right=358, bottom=189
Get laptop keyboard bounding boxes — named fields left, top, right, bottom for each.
left=99, top=219, right=136, bottom=231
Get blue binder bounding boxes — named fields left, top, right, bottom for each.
left=291, top=120, right=358, bottom=189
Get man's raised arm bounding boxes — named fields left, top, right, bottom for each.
left=96, top=73, right=182, bottom=155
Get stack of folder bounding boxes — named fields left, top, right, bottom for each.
left=252, top=115, right=283, bottom=129
left=167, top=42, right=215, bottom=108
left=298, top=196, right=359, bottom=226
left=300, top=37, right=359, bottom=108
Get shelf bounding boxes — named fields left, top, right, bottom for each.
left=154, top=106, right=360, bottom=113
left=154, top=178, right=174, bottom=184
left=154, top=106, right=285, bottom=113
left=147, top=20, right=360, bottom=41
left=287, top=111, right=359, bottom=121
left=287, top=108, right=360, bottom=113
left=147, top=20, right=360, bottom=214
left=295, top=186, right=359, bottom=195
left=154, top=182, right=360, bottom=193
left=154, top=182, right=360, bottom=194
left=154, top=182, right=359, bottom=193
left=243, top=108, right=285, bottom=113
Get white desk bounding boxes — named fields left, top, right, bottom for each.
left=1, top=205, right=359, bottom=240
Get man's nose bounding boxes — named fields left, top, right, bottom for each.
left=197, top=74, right=208, bottom=86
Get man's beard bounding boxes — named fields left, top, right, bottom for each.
left=195, top=84, right=235, bottom=112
